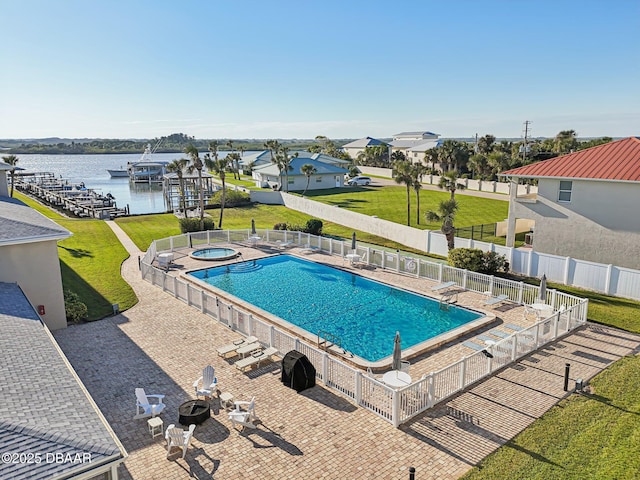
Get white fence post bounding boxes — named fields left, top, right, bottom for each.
left=392, top=390, right=399, bottom=428
left=427, top=374, right=435, bottom=408
left=605, top=264, right=613, bottom=294
left=355, top=371, right=362, bottom=404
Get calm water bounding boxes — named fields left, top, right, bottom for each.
left=13, top=151, right=235, bottom=214
left=189, top=255, right=481, bottom=362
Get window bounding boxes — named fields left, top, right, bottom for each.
left=558, top=181, right=572, bottom=202
left=315, top=176, right=322, bottom=182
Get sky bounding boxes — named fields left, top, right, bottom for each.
left=1, top=0, right=639, bottom=140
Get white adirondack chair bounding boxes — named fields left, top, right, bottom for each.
left=193, top=365, right=217, bottom=399
left=165, top=424, right=196, bottom=459
left=228, top=396, right=257, bottom=431
left=134, top=387, right=165, bottom=420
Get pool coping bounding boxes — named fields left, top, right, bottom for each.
left=181, top=253, right=496, bottom=371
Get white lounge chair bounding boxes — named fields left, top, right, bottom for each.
left=235, top=347, right=279, bottom=372
left=236, top=342, right=262, bottom=358
left=431, top=281, right=456, bottom=292
left=165, top=423, right=196, bottom=459
left=134, top=387, right=166, bottom=420
left=485, top=294, right=509, bottom=306
left=216, top=335, right=259, bottom=358
left=193, top=365, right=217, bottom=399
left=228, top=397, right=257, bottom=431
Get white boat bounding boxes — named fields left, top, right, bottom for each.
left=107, top=168, right=129, bottom=178
left=127, top=142, right=168, bottom=183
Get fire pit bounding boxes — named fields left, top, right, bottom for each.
left=178, top=399, right=210, bottom=425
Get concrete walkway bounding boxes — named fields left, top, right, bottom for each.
left=52, top=223, right=640, bottom=480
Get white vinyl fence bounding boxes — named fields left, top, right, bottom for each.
left=268, top=192, right=640, bottom=301
left=141, top=230, right=588, bottom=427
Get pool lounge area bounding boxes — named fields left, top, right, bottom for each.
left=185, top=253, right=494, bottom=368
left=142, top=232, right=589, bottom=430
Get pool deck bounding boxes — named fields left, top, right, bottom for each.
left=52, top=226, right=640, bottom=479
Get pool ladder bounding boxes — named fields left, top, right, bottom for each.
left=318, top=330, right=343, bottom=352
left=439, top=291, right=458, bottom=311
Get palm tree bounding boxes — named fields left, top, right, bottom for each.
left=166, top=158, right=188, bottom=214
left=184, top=144, right=205, bottom=230
left=226, top=140, right=240, bottom=180
left=205, top=146, right=228, bottom=228
left=271, top=145, right=297, bottom=192
left=300, top=163, right=317, bottom=195
left=393, top=160, right=413, bottom=226
left=438, top=169, right=466, bottom=200
left=425, top=199, right=459, bottom=250
left=554, top=130, right=578, bottom=154
left=410, top=163, right=427, bottom=224
left=2, top=155, right=19, bottom=197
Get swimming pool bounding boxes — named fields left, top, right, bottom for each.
left=188, top=255, right=484, bottom=363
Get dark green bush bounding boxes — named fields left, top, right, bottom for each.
left=273, top=222, right=288, bottom=230
left=210, top=189, right=250, bottom=207
left=303, top=219, right=323, bottom=235
left=448, top=248, right=484, bottom=272
left=64, top=289, right=87, bottom=323
left=448, top=248, right=508, bottom=275
left=179, top=217, right=218, bottom=233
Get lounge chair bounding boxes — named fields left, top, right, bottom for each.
left=431, top=281, right=456, bottom=292
left=134, top=387, right=166, bottom=420
left=235, top=346, right=279, bottom=372
left=193, top=365, right=217, bottom=399
left=228, top=396, right=257, bottom=431
left=165, top=424, right=196, bottom=459
left=216, top=335, right=259, bottom=358
left=504, top=323, right=524, bottom=331
left=235, top=341, right=262, bottom=358
left=489, top=329, right=512, bottom=339
left=485, top=294, right=509, bottom=306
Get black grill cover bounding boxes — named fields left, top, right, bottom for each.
left=281, top=350, right=316, bottom=392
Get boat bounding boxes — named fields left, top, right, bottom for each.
left=127, top=142, right=168, bottom=183
left=107, top=168, right=129, bottom=178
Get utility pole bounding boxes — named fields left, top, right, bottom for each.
left=522, top=120, right=531, bottom=163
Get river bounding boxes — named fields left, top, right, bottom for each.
left=13, top=152, right=233, bottom=214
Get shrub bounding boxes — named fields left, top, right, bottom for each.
left=303, top=219, right=323, bottom=235
left=179, top=217, right=218, bottom=233
left=64, top=289, right=87, bottom=323
left=448, top=248, right=508, bottom=275
left=448, top=248, right=484, bottom=272
left=273, top=222, right=288, bottom=230
left=209, top=189, right=250, bottom=207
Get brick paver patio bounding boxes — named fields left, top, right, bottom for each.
left=53, top=223, right=640, bottom=479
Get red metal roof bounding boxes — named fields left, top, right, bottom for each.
left=501, top=137, right=640, bottom=182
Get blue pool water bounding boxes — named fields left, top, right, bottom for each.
left=189, top=255, right=482, bottom=362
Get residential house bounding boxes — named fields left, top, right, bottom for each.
left=500, top=137, right=640, bottom=270
left=0, top=164, right=127, bottom=478
left=390, top=131, right=440, bottom=154
left=341, top=137, right=389, bottom=161
left=0, top=162, right=71, bottom=331
left=250, top=153, right=350, bottom=191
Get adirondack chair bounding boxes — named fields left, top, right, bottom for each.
left=228, top=396, right=257, bottom=431
left=165, top=424, right=196, bottom=459
left=134, top=387, right=165, bottom=420
left=193, top=365, right=217, bottom=399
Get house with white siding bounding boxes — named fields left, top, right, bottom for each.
left=500, top=137, right=640, bottom=270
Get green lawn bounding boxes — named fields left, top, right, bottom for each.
left=461, top=355, right=640, bottom=480
left=302, top=186, right=509, bottom=229
left=15, top=192, right=137, bottom=320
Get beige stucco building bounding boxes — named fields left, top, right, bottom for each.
left=0, top=162, right=71, bottom=330
left=501, top=137, right=640, bottom=270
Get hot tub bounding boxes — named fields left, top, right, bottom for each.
left=190, top=247, right=240, bottom=261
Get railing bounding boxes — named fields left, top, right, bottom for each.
left=140, top=230, right=588, bottom=427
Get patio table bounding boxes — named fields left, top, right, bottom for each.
left=382, top=370, right=412, bottom=388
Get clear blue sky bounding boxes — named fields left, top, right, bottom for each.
left=1, top=0, right=639, bottom=140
